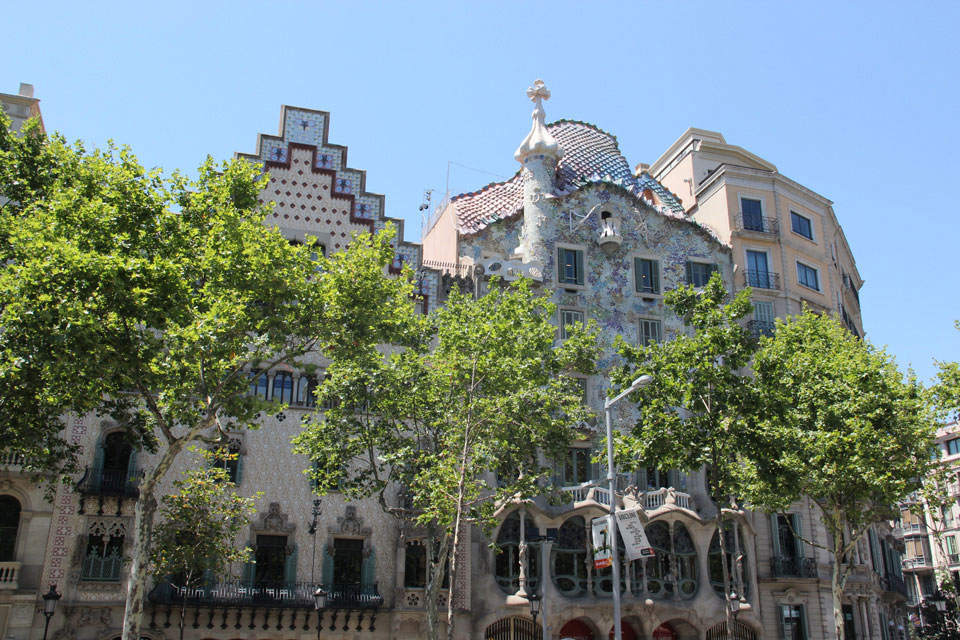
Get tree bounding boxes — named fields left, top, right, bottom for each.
left=613, top=272, right=757, bottom=639
left=149, top=449, right=257, bottom=640
left=0, top=114, right=412, bottom=640
left=749, top=310, right=935, bottom=640
left=932, top=321, right=960, bottom=421
left=293, top=278, right=598, bottom=640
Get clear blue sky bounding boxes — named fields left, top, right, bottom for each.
left=4, top=1, right=958, bottom=383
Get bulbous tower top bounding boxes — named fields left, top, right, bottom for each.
left=514, top=79, right=563, bottom=164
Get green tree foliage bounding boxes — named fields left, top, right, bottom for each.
left=614, top=272, right=756, bottom=638
left=749, top=310, right=935, bottom=640
left=149, top=449, right=257, bottom=640
left=932, top=321, right=960, bottom=421
left=0, top=113, right=411, bottom=640
left=293, top=279, right=598, bottom=640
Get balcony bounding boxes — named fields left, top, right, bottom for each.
left=903, top=557, right=934, bottom=571
left=77, top=467, right=140, bottom=498
left=770, top=556, right=818, bottom=579
left=0, top=562, right=21, bottom=590
left=886, top=572, right=908, bottom=598
left=642, top=487, right=692, bottom=511
left=0, top=451, right=25, bottom=468
left=560, top=484, right=612, bottom=507
left=743, top=270, right=780, bottom=290
left=735, top=213, right=779, bottom=237
left=148, top=580, right=383, bottom=610
left=748, top=320, right=776, bottom=338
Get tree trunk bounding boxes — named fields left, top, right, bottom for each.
left=425, top=529, right=450, bottom=640
left=717, top=513, right=735, bottom=640
left=446, top=490, right=465, bottom=640
left=831, top=551, right=846, bottom=640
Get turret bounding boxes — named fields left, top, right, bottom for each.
left=513, top=79, right=563, bottom=263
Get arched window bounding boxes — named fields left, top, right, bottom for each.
left=551, top=516, right=587, bottom=596
left=631, top=520, right=698, bottom=599
left=296, top=375, right=317, bottom=407
left=272, top=371, right=294, bottom=404
left=639, top=521, right=672, bottom=599
left=494, top=513, right=539, bottom=594
left=709, top=523, right=750, bottom=597
left=96, top=432, right=135, bottom=494
left=0, top=496, right=20, bottom=562
left=673, top=522, right=698, bottom=598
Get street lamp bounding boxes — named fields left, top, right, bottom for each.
left=728, top=589, right=742, bottom=621
left=308, top=498, right=322, bottom=585
left=605, top=374, right=653, bottom=640
left=313, top=586, right=328, bottom=639
left=41, top=583, right=61, bottom=640
left=527, top=592, right=541, bottom=627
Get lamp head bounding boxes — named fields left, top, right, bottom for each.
left=42, top=584, right=61, bottom=616
left=313, top=587, right=328, bottom=611
left=527, top=592, right=541, bottom=617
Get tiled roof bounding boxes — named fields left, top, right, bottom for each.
left=451, top=120, right=685, bottom=233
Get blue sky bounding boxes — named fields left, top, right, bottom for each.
left=4, top=1, right=958, bottom=383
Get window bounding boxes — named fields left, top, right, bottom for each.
left=771, top=514, right=807, bottom=577
left=82, top=524, right=125, bottom=582
left=272, top=371, right=294, bottom=404
left=551, top=517, right=588, bottom=596
left=636, top=521, right=698, bottom=600
left=634, top=258, right=660, bottom=295
left=559, top=309, right=584, bottom=340
left=494, top=513, right=539, bottom=594
left=333, top=538, right=364, bottom=586
left=561, top=448, right=594, bottom=486
left=947, top=535, right=958, bottom=556
left=296, top=375, right=317, bottom=408
left=404, top=541, right=427, bottom=588
left=248, top=369, right=269, bottom=399
left=746, top=250, right=774, bottom=289
left=796, top=262, right=820, bottom=291
left=753, top=301, right=775, bottom=337
left=0, top=496, right=20, bottom=562
left=843, top=604, right=856, bottom=639
left=791, top=212, right=814, bottom=240
left=779, top=604, right=807, bottom=640
left=685, top=261, right=718, bottom=287
left=741, top=197, right=764, bottom=232
left=213, top=439, right=243, bottom=484
left=92, top=432, right=137, bottom=495
left=709, top=524, right=749, bottom=596
left=254, top=534, right=289, bottom=585
left=639, top=319, right=662, bottom=346
left=641, top=467, right=686, bottom=491
left=947, top=438, right=960, bottom=456
left=557, top=247, right=584, bottom=287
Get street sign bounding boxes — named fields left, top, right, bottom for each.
left=614, top=508, right=655, bottom=561
left=591, top=515, right=613, bottom=569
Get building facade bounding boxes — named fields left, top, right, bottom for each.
left=1, top=82, right=907, bottom=640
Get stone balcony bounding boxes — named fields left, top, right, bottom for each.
left=0, top=561, right=21, bottom=590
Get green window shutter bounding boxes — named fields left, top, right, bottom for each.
left=283, top=544, right=298, bottom=589
left=321, top=544, right=334, bottom=587
left=91, top=441, right=105, bottom=492
left=234, top=455, right=244, bottom=484
left=770, top=514, right=781, bottom=557
left=685, top=261, right=693, bottom=285
left=361, top=547, right=376, bottom=588
left=575, top=250, right=584, bottom=285
left=651, top=261, right=660, bottom=293
left=778, top=605, right=787, bottom=640
left=125, top=449, right=139, bottom=493
left=589, top=444, right=600, bottom=482
left=242, top=550, right=256, bottom=588
left=633, top=258, right=642, bottom=292
left=792, top=514, right=804, bottom=559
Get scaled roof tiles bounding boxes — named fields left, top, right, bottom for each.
left=450, top=120, right=686, bottom=234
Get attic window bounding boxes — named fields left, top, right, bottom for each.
left=601, top=211, right=612, bottom=221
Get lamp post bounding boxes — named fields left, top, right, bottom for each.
left=527, top=592, right=541, bottom=628
left=728, top=589, right=741, bottom=621
left=40, top=583, right=61, bottom=640
left=313, top=586, right=328, bottom=640
left=605, top=374, right=653, bottom=640
left=308, top=498, right=322, bottom=585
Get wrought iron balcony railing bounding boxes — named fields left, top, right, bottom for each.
left=0, top=451, right=25, bottom=467
left=748, top=320, right=776, bottom=338
left=886, top=572, right=908, bottom=598
left=149, top=580, right=383, bottom=610
left=770, top=556, right=818, bottom=579
left=77, top=467, right=140, bottom=497
left=743, top=270, right=780, bottom=290
left=736, top=213, right=780, bottom=236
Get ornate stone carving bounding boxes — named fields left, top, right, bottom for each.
left=255, top=501, right=295, bottom=534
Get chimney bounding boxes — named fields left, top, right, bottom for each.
left=18, top=83, right=35, bottom=98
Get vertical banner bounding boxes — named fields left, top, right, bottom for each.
left=615, top=509, right=655, bottom=560
left=591, top=515, right=613, bottom=569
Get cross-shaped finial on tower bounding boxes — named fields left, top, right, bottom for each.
left=526, top=79, right=551, bottom=106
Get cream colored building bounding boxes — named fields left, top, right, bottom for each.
left=648, top=128, right=863, bottom=339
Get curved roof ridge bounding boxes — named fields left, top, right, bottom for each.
left=547, top=119, right=620, bottom=148
left=450, top=168, right=522, bottom=203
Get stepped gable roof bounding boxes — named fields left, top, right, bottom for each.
left=451, top=120, right=685, bottom=234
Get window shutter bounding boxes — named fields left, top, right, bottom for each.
left=321, top=544, right=334, bottom=587
left=242, top=550, right=256, bottom=588
left=558, top=248, right=567, bottom=282
left=575, top=251, right=584, bottom=285
left=778, top=605, right=786, bottom=640
left=652, top=261, right=660, bottom=294
left=792, top=514, right=804, bottom=559
left=685, top=261, right=693, bottom=285
left=633, top=258, right=642, bottom=292
left=283, top=544, right=298, bottom=589
left=770, top=514, right=781, bottom=557
left=91, top=441, right=105, bottom=493
left=361, top=547, right=377, bottom=588
left=234, top=455, right=244, bottom=484
left=124, top=449, right=139, bottom=494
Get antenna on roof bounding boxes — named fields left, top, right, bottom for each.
left=418, top=189, right=434, bottom=212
